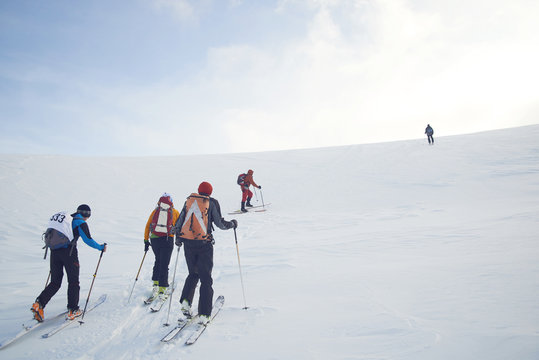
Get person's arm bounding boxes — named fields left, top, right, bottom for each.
left=209, top=198, right=234, bottom=230
left=173, top=203, right=187, bottom=245
left=144, top=210, right=155, bottom=240
left=77, top=222, right=105, bottom=250
left=246, top=174, right=259, bottom=188
left=170, top=208, right=180, bottom=237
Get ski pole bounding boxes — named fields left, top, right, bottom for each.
left=233, top=228, right=248, bottom=310
left=260, top=188, right=265, bottom=209
left=253, top=186, right=259, bottom=202
left=127, top=249, right=148, bottom=304
left=164, top=245, right=181, bottom=326
left=80, top=243, right=106, bottom=323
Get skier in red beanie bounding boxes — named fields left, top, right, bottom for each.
left=173, top=182, right=237, bottom=324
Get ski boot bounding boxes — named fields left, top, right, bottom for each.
left=158, top=287, right=169, bottom=301
left=180, top=299, right=192, bottom=318
left=198, top=314, right=210, bottom=325
left=31, top=300, right=44, bottom=322
left=241, top=202, right=248, bottom=213
left=151, top=282, right=160, bottom=297
left=67, top=308, right=83, bottom=320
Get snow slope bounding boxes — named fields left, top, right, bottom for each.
left=0, top=125, right=538, bottom=359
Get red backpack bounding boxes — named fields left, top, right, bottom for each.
left=150, top=195, right=174, bottom=237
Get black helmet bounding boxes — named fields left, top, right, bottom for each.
left=72, top=204, right=91, bottom=218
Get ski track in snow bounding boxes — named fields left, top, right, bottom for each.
left=1, top=126, right=539, bottom=359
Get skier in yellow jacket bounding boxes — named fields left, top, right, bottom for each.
left=144, top=193, right=180, bottom=301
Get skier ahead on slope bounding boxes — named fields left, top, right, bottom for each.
left=237, top=169, right=261, bottom=212
left=144, top=193, right=180, bottom=302
left=425, top=124, right=434, bottom=145
left=31, top=205, right=106, bottom=322
left=173, top=181, right=238, bottom=324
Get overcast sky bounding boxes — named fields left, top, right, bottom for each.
left=1, top=0, right=538, bottom=156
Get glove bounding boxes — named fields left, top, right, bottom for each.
left=144, top=240, right=150, bottom=252
left=258, top=185, right=262, bottom=189
left=175, top=238, right=183, bottom=247
left=231, top=219, right=238, bottom=229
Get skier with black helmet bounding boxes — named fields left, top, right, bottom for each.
left=31, top=204, right=107, bottom=322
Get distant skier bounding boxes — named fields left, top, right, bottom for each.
left=425, top=124, right=434, bottom=145
left=144, top=193, right=180, bottom=301
left=237, top=169, right=262, bottom=212
left=31, top=205, right=107, bottom=322
left=173, top=181, right=238, bottom=324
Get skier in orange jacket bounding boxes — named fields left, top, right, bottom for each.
left=237, top=169, right=261, bottom=212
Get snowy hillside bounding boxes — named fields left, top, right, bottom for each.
left=0, top=126, right=538, bottom=359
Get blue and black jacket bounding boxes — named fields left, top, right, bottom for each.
left=66, top=214, right=104, bottom=251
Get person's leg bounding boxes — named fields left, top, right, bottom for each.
left=150, top=238, right=161, bottom=283
left=37, top=250, right=65, bottom=307
left=64, top=247, right=81, bottom=310
left=158, top=238, right=174, bottom=288
left=180, top=246, right=199, bottom=305
left=197, top=245, right=214, bottom=316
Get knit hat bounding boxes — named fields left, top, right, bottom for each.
left=198, top=182, right=213, bottom=196
left=160, top=192, right=173, bottom=204
left=247, top=169, right=254, bottom=175
left=72, top=204, right=91, bottom=218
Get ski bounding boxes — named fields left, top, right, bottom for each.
left=185, top=295, right=225, bottom=345
left=150, top=287, right=174, bottom=312
left=160, top=314, right=197, bottom=342
left=228, top=210, right=248, bottom=215
left=248, top=203, right=271, bottom=209
left=0, top=310, right=68, bottom=349
left=228, top=203, right=271, bottom=215
left=144, top=293, right=158, bottom=305
left=41, top=294, right=107, bottom=338
left=150, top=296, right=168, bottom=312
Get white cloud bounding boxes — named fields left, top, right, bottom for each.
left=203, top=0, right=539, bottom=151
left=13, top=0, right=536, bottom=156
left=84, top=0, right=539, bottom=155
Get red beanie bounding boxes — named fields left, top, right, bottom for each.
left=198, top=181, right=213, bottom=196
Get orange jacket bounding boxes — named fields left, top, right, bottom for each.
left=243, top=171, right=259, bottom=188
left=144, top=208, right=180, bottom=240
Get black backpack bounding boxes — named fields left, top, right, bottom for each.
left=237, top=173, right=246, bottom=185
left=42, top=212, right=73, bottom=259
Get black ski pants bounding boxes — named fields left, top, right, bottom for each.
left=37, top=246, right=80, bottom=311
left=427, top=135, right=434, bottom=144
left=180, top=242, right=214, bottom=316
left=150, top=236, right=174, bottom=287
